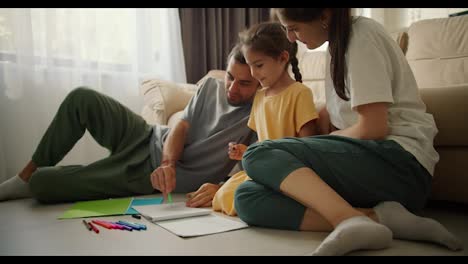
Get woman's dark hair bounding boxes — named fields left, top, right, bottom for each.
left=274, top=8, right=351, bottom=100
left=238, top=21, right=302, bottom=83
left=227, top=43, right=247, bottom=66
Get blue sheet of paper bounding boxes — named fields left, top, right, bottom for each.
left=126, top=197, right=164, bottom=214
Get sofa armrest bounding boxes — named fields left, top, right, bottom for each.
left=419, top=84, right=468, bottom=147
left=140, top=79, right=198, bottom=125
left=196, top=70, right=226, bottom=86
left=140, top=71, right=225, bottom=126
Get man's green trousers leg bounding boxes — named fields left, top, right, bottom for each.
left=29, top=87, right=155, bottom=203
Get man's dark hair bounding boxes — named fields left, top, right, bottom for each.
left=227, top=43, right=247, bottom=66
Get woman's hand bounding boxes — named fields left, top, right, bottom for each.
left=228, top=143, right=248, bottom=160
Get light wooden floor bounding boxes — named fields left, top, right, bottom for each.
left=1, top=194, right=466, bottom=256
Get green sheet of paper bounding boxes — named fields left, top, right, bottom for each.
left=58, top=197, right=134, bottom=219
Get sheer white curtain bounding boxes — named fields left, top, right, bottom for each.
left=0, top=8, right=186, bottom=182
left=354, top=8, right=386, bottom=25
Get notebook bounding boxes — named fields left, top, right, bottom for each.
left=156, top=214, right=249, bottom=238
left=133, top=202, right=212, bottom=222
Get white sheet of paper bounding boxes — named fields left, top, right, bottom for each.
left=133, top=202, right=211, bottom=222
left=156, top=214, right=249, bottom=237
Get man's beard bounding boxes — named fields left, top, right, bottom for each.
left=227, top=99, right=249, bottom=107
left=226, top=89, right=254, bottom=106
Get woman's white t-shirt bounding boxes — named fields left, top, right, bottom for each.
left=325, top=16, right=439, bottom=176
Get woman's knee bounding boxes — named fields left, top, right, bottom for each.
left=242, top=140, right=277, bottom=179
left=234, top=180, right=269, bottom=226
left=234, top=180, right=305, bottom=230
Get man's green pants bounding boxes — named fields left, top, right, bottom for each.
left=29, top=87, right=155, bottom=203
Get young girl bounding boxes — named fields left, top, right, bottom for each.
left=234, top=8, right=462, bottom=256
left=212, top=22, right=319, bottom=216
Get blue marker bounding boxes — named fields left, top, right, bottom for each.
left=113, top=221, right=133, bottom=231
left=117, top=220, right=143, bottom=231
left=131, top=222, right=147, bottom=230
left=122, top=220, right=147, bottom=230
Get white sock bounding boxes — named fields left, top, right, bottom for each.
left=0, top=175, right=32, bottom=201
left=374, top=201, right=463, bottom=251
left=308, top=216, right=393, bottom=256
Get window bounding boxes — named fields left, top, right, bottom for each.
left=0, top=8, right=186, bottom=85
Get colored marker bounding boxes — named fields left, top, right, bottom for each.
left=88, top=221, right=100, bottom=234
left=100, top=220, right=123, bottom=229
left=132, top=214, right=141, bottom=220
left=167, top=193, right=173, bottom=203
left=112, top=222, right=133, bottom=231
left=82, top=220, right=92, bottom=231
left=130, top=222, right=147, bottom=230
left=117, top=220, right=142, bottom=231
left=92, top=220, right=114, bottom=230
left=108, top=222, right=124, bottom=230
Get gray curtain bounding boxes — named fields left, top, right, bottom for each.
left=179, top=8, right=270, bottom=83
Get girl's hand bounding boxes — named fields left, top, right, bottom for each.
left=185, top=183, right=220, bottom=207
left=228, top=143, right=247, bottom=160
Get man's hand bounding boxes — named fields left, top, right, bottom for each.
left=185, top=183, right=221, bottom=208
left=228, top=143, right=247, bottom=160
left=150, top=162, right=176, bottom=200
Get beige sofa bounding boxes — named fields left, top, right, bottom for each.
left=403, top=15, right=468, bottom=204
left=140, top=15, right=468, bottom=205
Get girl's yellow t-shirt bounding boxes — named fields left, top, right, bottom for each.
left=248, top=82, right=318, bottom=141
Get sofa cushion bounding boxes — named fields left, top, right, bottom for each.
left=406, top=15, right=468, bottom=88
left=140, top=79, right=198, bottom=125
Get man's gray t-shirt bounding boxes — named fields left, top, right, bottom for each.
left=149, top=77, right=255, bottom=192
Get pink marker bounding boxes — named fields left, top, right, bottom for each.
left=92, top=220, right=114, bottom=230
left=101, top=220, right=122, bottom=229
left=112, top=222, right=133, bottom=231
